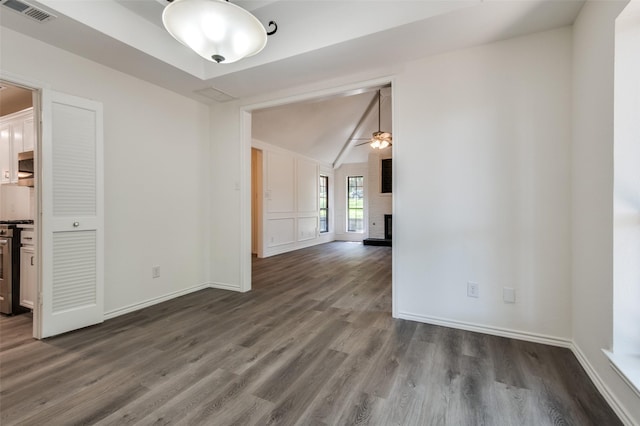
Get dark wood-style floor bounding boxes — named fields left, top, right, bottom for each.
left=0, top=242, right=621, bottom=425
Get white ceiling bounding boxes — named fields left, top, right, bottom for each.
left=0, top=84, right=33, bottom=116
left=253, top=86, right=393, bottom=165
left=0, top=0, right=585, bottom=165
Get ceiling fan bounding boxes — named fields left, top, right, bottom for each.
left=351, top=89, right=392, bottom=149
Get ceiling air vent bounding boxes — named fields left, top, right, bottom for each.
left=1, top=0, right=56, bottom=23
left=194, top=87, right=237, bottom=103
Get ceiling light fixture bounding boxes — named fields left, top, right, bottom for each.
left=162, top=0, right=277, bottom=64
left=370, top=90, right=392, bottom=149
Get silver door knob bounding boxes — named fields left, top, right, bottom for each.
left=73, top=222, right=80, bottom=227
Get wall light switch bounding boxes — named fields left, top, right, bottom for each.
left=467, top=282, right=479, bottom=298
left=503, top=287, right=515, bottom=303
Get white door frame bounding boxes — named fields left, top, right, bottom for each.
left=239, top=76, right=398, bottom=317
left=0, top=71, right=48, bottom=338
left=0, top=71, right=104, bottom=338
left=40, top=89, right=104, bottom=338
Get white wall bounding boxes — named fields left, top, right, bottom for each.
left=573, top=1, right=640, bottom=423
left=210, top=29, right=573, bottom=341
left=0, top=27, right=211, bottom=314
left=0, top=185, right=32, bottom=220
left=253, top=139, right=334, bottom=257
left=395, top=27, right=572, bottom=341
left=209, top=102, right=243, bottom=291
left=613, top=0, right=640, bottom=357
left=368, top=151, right=392, bottom=239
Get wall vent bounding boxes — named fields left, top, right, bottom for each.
left=194, top=87, right=237, bottom=103
left=1, top=0, right=56, bottom=23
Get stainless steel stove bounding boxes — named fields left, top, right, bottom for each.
left=0, top=220, right=35, bottom=225
left=0, top=220, right=33, bottom=315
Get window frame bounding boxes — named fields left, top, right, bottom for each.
left=319, top=175, right=329, bottom=233
left=347, top=175, right=364, bottom=233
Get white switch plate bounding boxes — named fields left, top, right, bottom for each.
left=503, top=287, right=516, bottom=303
left=467, top=282, right=479, bottom=298
left=152, top=266, right=160, bottom=278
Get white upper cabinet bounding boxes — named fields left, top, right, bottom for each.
left=0, top=108, right=34, bottom=184
left=23, top=117, right=35, bottom=152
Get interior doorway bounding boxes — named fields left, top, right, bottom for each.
left=0, top=80, right=38, bottom=339
left=244, top=78, right=395, bottom=316
left=251, top=148, right=263, bottom=257
left=1, top=78, right=105, bottom=339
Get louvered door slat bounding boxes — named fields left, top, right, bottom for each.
left=52, top=231, right=96, bottom=312
left=52, top=104, right=96, bottom=217
left=41, top=90, right=103, bottom=338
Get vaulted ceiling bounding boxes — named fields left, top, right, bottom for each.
left=0, top=0, right=585, bottom=165
left=252, top=86, right=392, bottom=165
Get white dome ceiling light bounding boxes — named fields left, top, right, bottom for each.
left=162, top=0, right=277, bottom=64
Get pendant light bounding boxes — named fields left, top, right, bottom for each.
left=162, top=0, right=277, bottom=64
left=370, top=90, right=392, bottom=149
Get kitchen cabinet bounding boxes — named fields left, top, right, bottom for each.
left=19, top=228, right=36, bottom=310
left=0, top=108, right=34, bottom=184
left=23, top=117, right=35, bottom=152
left=20, top=246, right=36, bottom=310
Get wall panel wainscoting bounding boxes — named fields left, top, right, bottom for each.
left=0, top=242, right=621, bottom=425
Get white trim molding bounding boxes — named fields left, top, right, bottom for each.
left=209, top=281, right=243, bottom=292
left=603, top=350, right=640, bottom=400
left=568, top=345, right=637, bottom=426
left=398, top=310, right=637, bottom=426
left=398, top=311, right=572, bottom=348
left=104, top=283, right=210, bottom=320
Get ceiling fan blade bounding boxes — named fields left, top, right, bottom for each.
left=354, top=140, right=371, bottom=146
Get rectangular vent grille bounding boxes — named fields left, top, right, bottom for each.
left=194, top=87, right=237, bottom=103
left=1, top=0, right=56, bottom=23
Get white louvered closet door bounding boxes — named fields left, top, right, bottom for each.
left=40, top=90, right=103, bottom=338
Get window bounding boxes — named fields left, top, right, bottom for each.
left=381, top=158, right=392, bottom=193
left=607, top=2, right=640, bottom=396
left=347, top=176, right=364, bottom=232
left=319, top=175, right=328, bottom=233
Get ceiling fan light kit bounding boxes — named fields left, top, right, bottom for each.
left=369, top=90, right=392, bottom=149
left=162, top=0, right=276, bottom=64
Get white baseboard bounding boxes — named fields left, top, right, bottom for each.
left=209, top=282, right=242, bottom=292
left=398, top=311, right=636, bottom=425
left=571, top=344, right=636, bottom=426
left=263, top=237, right=335, bottom=258
left=397, top=311, right=572, bottom=348
left=104, top=283, right=210, bottom=320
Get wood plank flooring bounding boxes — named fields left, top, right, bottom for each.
left=0, top=242, right=621, bottom=425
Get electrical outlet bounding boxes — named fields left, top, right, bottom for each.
left=467, top=281, right=479, bottom=298
left=152, top=266, right=160, bottom=278
left=503, top=287, right=516, bottom=303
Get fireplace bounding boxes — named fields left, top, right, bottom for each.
left=363, top=214, right=392, bottom=246
left=384, top=214, right=392, bottom=240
